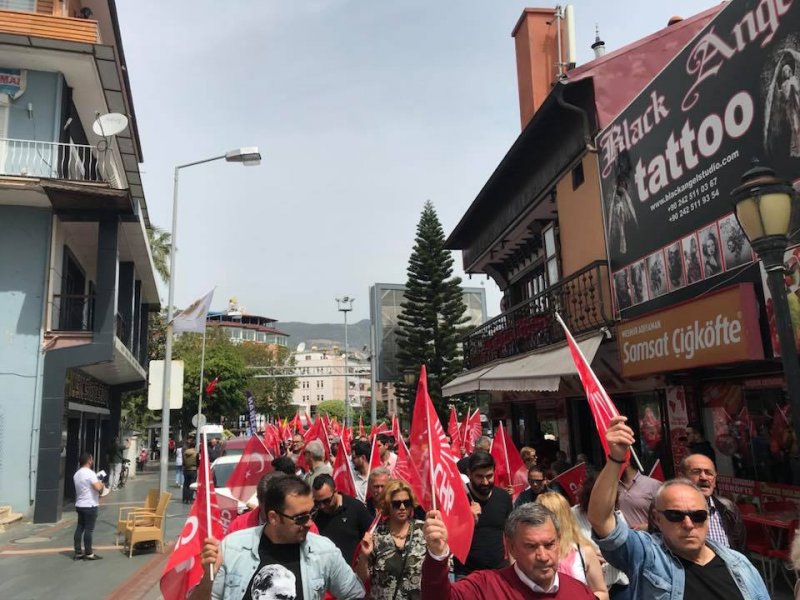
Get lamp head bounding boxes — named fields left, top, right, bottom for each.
left=731, top=158, right=795, bottom=243
left=225, top=147, right=262, bottom=166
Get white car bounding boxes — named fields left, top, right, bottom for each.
left=191, top=454, right=258, bottom=514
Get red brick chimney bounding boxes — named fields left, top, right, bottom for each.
left=512, top=8, right=562, bottom=129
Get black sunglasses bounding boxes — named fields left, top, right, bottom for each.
left=276, top=509, right=317, bottom=525
left=314, top=496, right=334, bottom=507
left=658, top=509, right=709, bottom=524
left=391, top=499, right=413, bottom=510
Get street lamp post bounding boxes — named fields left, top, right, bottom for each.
left=159, top=147, right=261, bottom=493
left=336, top=297, right=354, bottom=429
left=731, top=159, right=800, bottom=444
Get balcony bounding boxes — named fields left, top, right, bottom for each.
left=0, top=138, right=120, bottom=186
left=462, top=261, right=614, bottom=369
left=0, top=8, right=99, bottom=44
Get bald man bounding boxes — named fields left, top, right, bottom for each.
left=681, top=453, right=745, bottom=552
left=588, top=416, right=768, bottom=599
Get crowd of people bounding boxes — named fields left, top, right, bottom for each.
left=180, top=421, right=777, bottom=600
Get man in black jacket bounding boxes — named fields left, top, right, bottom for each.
left=681, top=453, right=745, bottom=551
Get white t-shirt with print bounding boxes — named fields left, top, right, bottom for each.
left=73, top=466, right=100, bottom=508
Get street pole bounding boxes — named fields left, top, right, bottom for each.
left=195, top=326, right=207, bottom=451
left=158, top=166, right=180, bottom=494
left=369, top=320, right=377, bottom=426
left=336, top=297, right=354, bottom=428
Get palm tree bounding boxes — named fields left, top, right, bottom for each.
left=147, top=226, right=171, bottom=282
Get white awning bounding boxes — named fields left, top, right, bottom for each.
left=442, top=333, right=604, bottom=396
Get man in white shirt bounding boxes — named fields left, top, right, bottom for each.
left=351, top=440, right=370, bottom=503
left=73, top=452, right=104, bottom=561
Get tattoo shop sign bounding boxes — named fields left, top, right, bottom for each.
left=617, top=284, right=764, bottom=377
left=599, top=0, right=800, bottom=312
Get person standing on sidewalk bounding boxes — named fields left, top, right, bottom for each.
left=183, top=436, right=198, bottom=504
left=73, top=452, right=104, bottom=561
left=107, top=436, right=125, bottom=490
left=175, top=442, right=184, bottom=488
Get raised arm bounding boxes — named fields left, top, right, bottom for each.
left=587, top=416, right=635, bottom=538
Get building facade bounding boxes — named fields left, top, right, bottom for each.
left=0, top=1, right=158, bottom=522
left=291, top=348, right=371, bottom=414
left=206, top=298, right=289, bottom=348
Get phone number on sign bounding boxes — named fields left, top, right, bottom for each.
left=667, top=177, right=721, bottom=223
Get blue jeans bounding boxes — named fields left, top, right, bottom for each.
left=74, top=506, right=98, bottom=555
left=175, top=465, right=184, bottom=487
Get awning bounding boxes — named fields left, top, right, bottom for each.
left=442, top=333, right=604, bottom=396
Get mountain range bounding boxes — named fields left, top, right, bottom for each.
left=274, top=319, right=371, bottom=352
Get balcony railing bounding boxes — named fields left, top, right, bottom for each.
left=51, top=293, right=93, bottom=332
left=462, top=260, right=614, bottom=369
left=0, top=138, right=119, bottom=186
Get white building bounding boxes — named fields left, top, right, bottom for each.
left=292, top=347, right=371, bottom=414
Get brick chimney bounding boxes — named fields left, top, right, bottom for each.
left=512, top=8, right=562, bottom=129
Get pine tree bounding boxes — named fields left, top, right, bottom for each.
left=396, top=201, right=468, bottom=417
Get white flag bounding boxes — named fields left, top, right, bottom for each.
left=172, top=289, right=214, bottom=333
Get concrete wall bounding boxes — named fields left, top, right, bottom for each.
left=6, top=70, right=63, bottom=143
left=0, top=206, right=51, bottom=516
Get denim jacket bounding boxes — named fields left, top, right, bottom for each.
left=594, top=514, right=768, bottom=600
left=211, top=526, right=365, bottom=600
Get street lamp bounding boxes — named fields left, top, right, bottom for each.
left=336, top=296, right=354, bottom=429
left=731, top=159, right=800, bottom=443
left=159, top=147, right=262, bottom=493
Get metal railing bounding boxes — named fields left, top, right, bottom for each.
left=0, top=138, right=118, bottom=185
left=462, top=260, right=615, bottom=369
left=51, top=294, right=94, bottom=332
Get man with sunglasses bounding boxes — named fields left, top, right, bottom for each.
left=588, top=416, right=768, bottom=600
left=312, top=474, right=372, bottom=565
left=196, top=473, right=364, bottom=600
left=288, top=434, right=305, bottom=464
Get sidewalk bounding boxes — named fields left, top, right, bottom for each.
left=0, top=462, right=190, bottom=600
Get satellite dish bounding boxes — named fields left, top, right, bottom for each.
left=296, top=342, right=306, bottom=353
left=191, top=413, right=207, bottom=428
left=92, top=112, right=129, bottom=137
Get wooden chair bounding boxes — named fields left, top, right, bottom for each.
left=115, top=488, right=159, bottom=545
left=123, top=491, right=172, bottom=557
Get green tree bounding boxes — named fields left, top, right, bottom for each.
left=396, top=201, right=468, bottom=419
left=120, top=310, right=167, bottom=432
left=237, top=341, right=297, bottom=418
left=173, top=328, right=249, bottom=431
left=147, top=226, right=172, bottom=282
left=316, top=399, right=346, bottom=421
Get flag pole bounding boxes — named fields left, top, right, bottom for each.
left=195, top=326, right=207, bottom=452
left=501, top=423, right=511, bottom=489
left=202, top=430, right=215, bottom=581
left=422, top=368, right=438, bottom=512
left=554, top=312, right=644, bottom=472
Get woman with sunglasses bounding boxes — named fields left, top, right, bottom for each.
left=356, top=479, right=427, bottom=599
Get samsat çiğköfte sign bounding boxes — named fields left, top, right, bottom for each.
left=617, top=284, right=764, bottom=377
left=599, top=0, right=800, bottom=312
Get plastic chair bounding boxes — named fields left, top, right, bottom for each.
left=767, top=520, right=799, bottom=593
left=744, top=515, right=776, bottom=594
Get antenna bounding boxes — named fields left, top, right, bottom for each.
left=564, top=5, right=577, bottom=68
left=296, top=342, right=306, bottom=353
left=91, top=112, right=129, bottom=137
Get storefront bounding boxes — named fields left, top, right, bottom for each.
left=62, top=369, right=111, bottom=502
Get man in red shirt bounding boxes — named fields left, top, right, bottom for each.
left=421, top=503, right=595, bottom=599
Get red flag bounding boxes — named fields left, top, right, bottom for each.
left=205, top=376, right=219, bottom=396
left=448, top=407, right=463, bottom=458
left=391, top=415, right=401, bottom=444
left=368, top=434, right=382, bottom=474
left=160, top=449, right=223, bottom=599
left=226, top=435, right=273, bottom=506
left=489, top=422, right=528, bottom=500
left=263, top=424, right=282, bottom=457
left=359, top=415, right=365, bottom=438
left=649, top=459, right=665, bottom=482
left=556, top=313, right=623, bottom=459
left=551, top=462, right=587, bottom=505
left=341, top=426, right=353, bottom=455
left=304, top=410, right=314, bottom=427
left=304, top=417, right=332, bottom=460
left=392, top=433, right=426, bottom=511
left=333, top=439, right=357, bottom=497
left=461, top=409, right=481, bottom=454
left=279, top=418, right=291, bottom=444
left=292, top=410, right=304, bottom=434
left=409, top=365, right=474, bottom=563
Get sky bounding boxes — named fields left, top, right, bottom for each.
left=115, top=0, right=721, bottom=323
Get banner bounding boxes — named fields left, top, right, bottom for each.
left=598, top=0, right=800, bottom=313
left=246, top=391, right=258, bottom=434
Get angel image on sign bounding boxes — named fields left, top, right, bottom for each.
left=764, top=47, right=800, bottom=158
left=606, top=150, right=639, bottom=256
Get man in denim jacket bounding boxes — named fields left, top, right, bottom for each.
left=193, top=474, right=364, bottom=600
left=588, top=416, right=768, bottom=600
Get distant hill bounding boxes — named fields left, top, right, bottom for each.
left=275, top=319, right=371, bottom=352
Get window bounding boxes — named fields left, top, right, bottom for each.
left=257, top=332, right=266, bottom=343
left=0, top=1, right=36, bottom=12
left=572, top=162, right=585, bottom=189
left=59, top=247, right=87, bottom=330
left=242, top=329, right=255, bottom=341
left=543, top=224, right=559, bottom=285
left=227, top=327, right=241, bottom=339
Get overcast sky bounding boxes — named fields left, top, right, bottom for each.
left=116, top=0, right=719, bottom=323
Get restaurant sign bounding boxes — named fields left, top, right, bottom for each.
left=617, top=284, right=763, bottom=377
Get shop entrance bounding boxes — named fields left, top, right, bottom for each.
left=62, top=407, right=108, bottom=502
